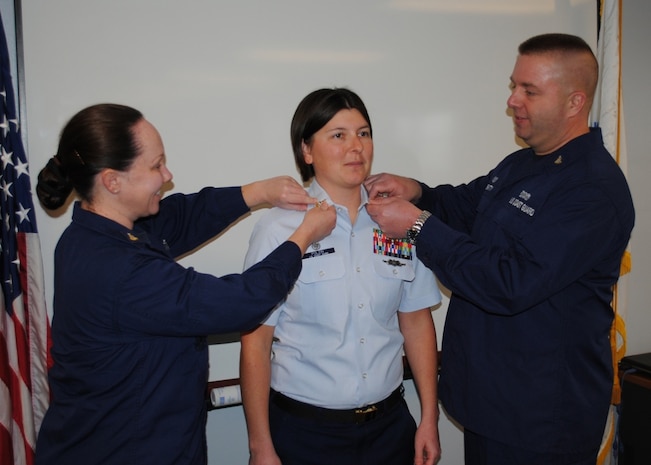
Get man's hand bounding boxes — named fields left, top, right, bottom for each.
left=364, top=173, right=422, bottom=202
left=366, top=196, right=422, bottom=239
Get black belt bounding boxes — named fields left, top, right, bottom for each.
left=270, top=385, right=405, bottom=424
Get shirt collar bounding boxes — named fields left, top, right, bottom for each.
left=534, top=127, right=603, bottom=169
left=71, top=201, right=149, bottom=245
left=306, top=179, right=369, bottom=211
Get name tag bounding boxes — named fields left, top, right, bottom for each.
left=302, top=247, right=336, bottom=260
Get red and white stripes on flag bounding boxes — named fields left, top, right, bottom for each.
left=0, top=11, right=52, bottom=465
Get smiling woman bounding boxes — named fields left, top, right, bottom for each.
left=32, top=103, right=336, bottom=465
left=104, top=119, right=173, bottom=227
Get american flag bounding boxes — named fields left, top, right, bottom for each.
left=0, top=12, right=51, bottom=465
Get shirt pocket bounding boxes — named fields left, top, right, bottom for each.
left=372, top=256, right=415, bottom=282
left=294, top=254, right=347, bottom=329
left=298, top=253, right=346, bottom=284
left=476, top=182, right=544, bottom=245
left=369, top=256, right=415, bottom=325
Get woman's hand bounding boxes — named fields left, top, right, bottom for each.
left=242, top=176, right=316, bottom=211
left=288, top=200, right=337, bottom=253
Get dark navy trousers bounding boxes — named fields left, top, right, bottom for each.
left=269, top=396, right=416, bottom=465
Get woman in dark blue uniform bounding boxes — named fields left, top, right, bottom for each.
left=34, top=103, right=335, bottom=465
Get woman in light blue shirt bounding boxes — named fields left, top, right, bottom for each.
left=240, top=88, right=442, bottom=465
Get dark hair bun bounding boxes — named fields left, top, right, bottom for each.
left=36, top=156, right=74, bottom=210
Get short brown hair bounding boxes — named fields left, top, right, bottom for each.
left=290, top=88, right=372, bottom=182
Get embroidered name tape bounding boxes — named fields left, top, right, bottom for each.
left=302, top=247, right=335, bottom=260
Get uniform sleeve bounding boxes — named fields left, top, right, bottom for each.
left=242, top=210, right=290, bottom=326
left=414, top=182, right=628, bottom=316
left=137, top=186, right=250, bottom=258
left=416, top=176, right=488, bottom=235
left=397, top=247, right=442, bottom=313
left=114, top=240, right=302, bottom=336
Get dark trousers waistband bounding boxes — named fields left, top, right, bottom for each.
left=270, top=385, right=405, bottom=424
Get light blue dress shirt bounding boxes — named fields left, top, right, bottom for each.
left=244, top=180, right=441, bottom=409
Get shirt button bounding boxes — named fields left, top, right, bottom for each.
left=362, top=372, right=368, bottom=379
left=360, top=338, right=366, bottom=344
left=357, top=303, right=364, bottom=309
left=319, top=270, right=325, bottom=277
left=356, top=266, right=361, bottom=273
left=392, top=269, right=398, bottom=275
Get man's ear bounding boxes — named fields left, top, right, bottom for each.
left=567, top=91, right=587, bottom=117
left=99, top=169, right=121, bottom=195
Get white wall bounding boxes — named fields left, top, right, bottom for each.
left=0, top=0, right=17, bottom=97
left=17, top=1, right=651, bottom=464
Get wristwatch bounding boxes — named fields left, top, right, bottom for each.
left=406, top=210, right=432, bottom=243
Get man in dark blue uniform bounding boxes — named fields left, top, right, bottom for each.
left=365, top=33, right=635, bottom=465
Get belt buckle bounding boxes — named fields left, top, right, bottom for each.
left=354, top=405, right=378, bottom=415
left=354, top=404, right=378, bottom=423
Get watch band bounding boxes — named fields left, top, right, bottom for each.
left=406, top=210, right=432, bottom=243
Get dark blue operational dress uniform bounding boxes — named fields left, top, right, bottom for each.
left=35, top=187, right=304, bottom=465
left=413, top=128, right=634, bottom=459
